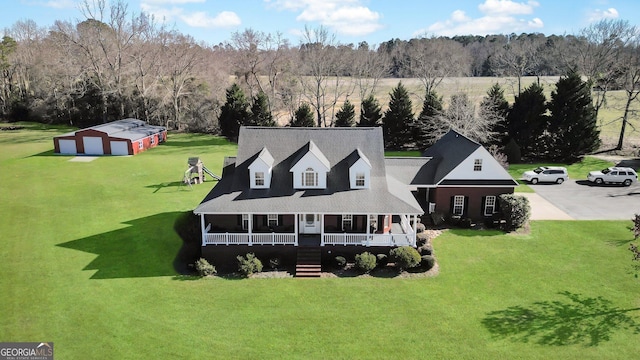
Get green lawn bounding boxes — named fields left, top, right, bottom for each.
left=1, top=124, right=639, bottom=359
left=508, top=157, right=615, bottom=193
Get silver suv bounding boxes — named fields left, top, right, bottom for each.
left=522, top=166, right=568, bottom=184
left=587, top=167, right=637, bottom=186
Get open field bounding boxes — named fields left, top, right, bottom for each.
left=294, top=76, right=640, bottom=150
left=1, top=124, right=639, bottom=359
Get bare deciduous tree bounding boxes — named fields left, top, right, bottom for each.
left=404, top=36, right=471, bottom=94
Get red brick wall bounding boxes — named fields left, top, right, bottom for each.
left=433, top=187, right=514, bottom=219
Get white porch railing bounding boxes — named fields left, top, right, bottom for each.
left=323, top=233, right=368, bottom=246
left=203, top=232, right=296, bottom=246
left=323, top=233, right=414, bottom=246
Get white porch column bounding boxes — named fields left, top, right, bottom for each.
left=412, top=214, right=418, bottom=246
left=294, top=214, right=299, bottom=246
left=200, top=213, right=206, bottom=246
left=248, top=213, right=253, bottom=246
left=320, top=213, right=325, bottom=246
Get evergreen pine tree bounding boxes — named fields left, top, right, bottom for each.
left=507, top=83, right=548, bottom=158
left=334, top=100, right=356, bottom=127
left=358, top=95, right=382, bottom=127
left=413, top=89, right=444, bottom=149
left=248, top=91, right=276, bottom=127
left=548, top=71, right=600, bottom=162
left=219, top=84, right=250, bottom=141
left=290, top=103, right=315, bottom=127
left=383, top=82, right=414, bottom=149
left=480, top=83, right=510, bottom=146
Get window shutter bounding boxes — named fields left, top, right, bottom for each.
left=278, top=215, right=283, bottom=225
left=450, top=196, right=455, bottom=214
left=481, top=196, right=486, bottom=217
left=237, top=215, right=242, bottom=225
left=463, top=196, right=470, bottom=216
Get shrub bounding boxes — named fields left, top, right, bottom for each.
left=376, top=253, right=389, bottom=268
left=195, top=258, right=216, bottom=277
left=421, top=255, right=436, bottom=270
left=269, top=257, right=281, bottom=270
left=416, top=232, right=429, bottom=247
left=335, top=256, right=347, bottom=268
left=459, top=217, right=472, bottom=228
left=415, top=222, right=426, bottom=233
left=419, top=243, right=433, bottom=256
left=354, top=252, right=377, bottom=273
left=503, top=138, right=521, bottom=163
left=390, top=246, right=421, bottom=271
left=498, top=194, right=531, bottom=231
left=431, top=211, right=445, bottom=226
left=237, top=253, right=263, bottom=276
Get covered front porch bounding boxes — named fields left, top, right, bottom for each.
left=199, top=213, right=419, bottom=247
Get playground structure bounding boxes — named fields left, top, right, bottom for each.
left=183, top=157, right=220, bottom=187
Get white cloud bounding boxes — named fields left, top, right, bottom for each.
left=587, top=7, right=619, bottom=22
left=267, top=0, right=382, bottom=37
left=181, top=10, right=241, bottom=28
left=478, top=0, right=538, bottom=15
left=141, top=1, right=240, bottom=29
left=142, top=0, right=205, bottom=4
left=38, top=0, right=75, bottom=8
left=422, top=0, right=543, bottom=36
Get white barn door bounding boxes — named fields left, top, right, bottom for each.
left=110, top=141, right=129, bottom=155
left=83, top=137, right=104, bottom=155
left=58, top=139, right=77, bottom=154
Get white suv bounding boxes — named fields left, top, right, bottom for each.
left=522, top=166, right=568, bottom=184
left=587, top=167, right=637, bottom=186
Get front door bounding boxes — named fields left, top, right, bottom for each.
left=299, top=214, right=321, bottom=234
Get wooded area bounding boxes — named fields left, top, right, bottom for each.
left=0, top=0, right=638, bottom=154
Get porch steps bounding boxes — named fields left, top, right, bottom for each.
left=296, top=247, right=322, bottom=278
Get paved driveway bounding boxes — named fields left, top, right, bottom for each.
left=528, top=179, right=640, bottom=220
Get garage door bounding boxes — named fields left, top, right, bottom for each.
left=83, top=137, right=104, bottom=155
left=58, top=139, right=77, bottom=154
left=110, top=141, right=129, bottom=156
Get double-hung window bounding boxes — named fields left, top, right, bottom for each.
left=342, top=214, right=353, bottom=230
left=267, top=214, right=278, bottom=228
left=453, top=195, right=465, bottom=216
left=255, top=172, right=265, bottom=186
left=484, top=196, right=496, bottom=216
left=473, top=159, right=482, bottom=171
left=303, top=167, right=318, bottom=187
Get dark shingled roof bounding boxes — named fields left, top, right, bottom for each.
left=421, top=130, right=481, bottom=184
left=194, top=126, right=423, bottom=215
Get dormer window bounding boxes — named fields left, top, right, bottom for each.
left=290, top=141, right=329, bottom=189
left=255, top=172, right=265, bottom=186
left=248, top=147, right=274, bottom=189
left=303, top=168, right=318, bottom=187
left=349, top=149, right=371, bottom=189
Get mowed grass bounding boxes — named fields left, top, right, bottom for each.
left=1, top=124, right=639, bottom=359
left=508, top=157, right=615, bottom=193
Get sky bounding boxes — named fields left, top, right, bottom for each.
left=1, top=0, right=638, bottom=46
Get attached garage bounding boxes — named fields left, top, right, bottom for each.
left=53, top=119, right=167, bottom=156
left=83, top=137, right=104, bottom=155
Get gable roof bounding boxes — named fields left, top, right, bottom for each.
left=386, top=130, right=517, bottom=187
left=421, top=130, right=481, bottom=184
left=249, top=147, right=274, bottom=169
left=195, top=126, right=422, bottom=215
left=290, top=140, right=330, bottom=171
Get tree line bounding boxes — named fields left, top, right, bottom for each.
left=0, top=0, right=638, bottom=152
left=219, top=71, right=600, bottom=163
